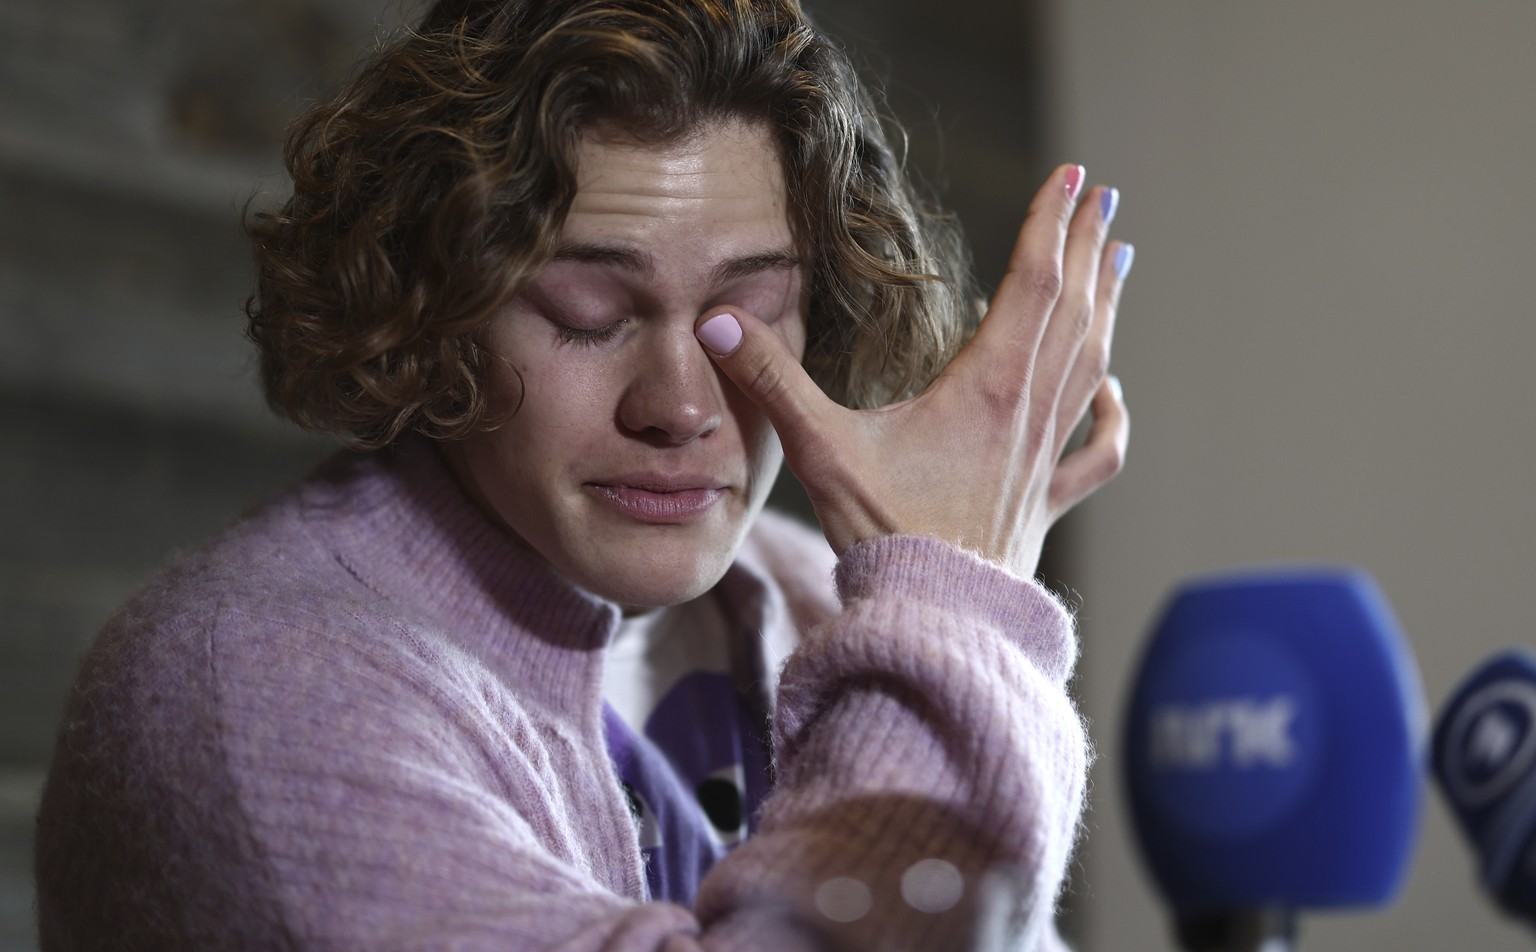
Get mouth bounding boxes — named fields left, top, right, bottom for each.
left=586, top=477, right=726, bottom=524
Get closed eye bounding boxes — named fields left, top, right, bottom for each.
left=555, top=318, right=629, bottom=347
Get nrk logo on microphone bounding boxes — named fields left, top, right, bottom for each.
left=1123, top=569, right=1426, bottom=910
left=1140, top=625, right=1324, bottom=837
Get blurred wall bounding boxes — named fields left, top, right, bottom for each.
left=1046, top=0, right=1536, bottom=949
left=0, top=2, right=411, bottom=947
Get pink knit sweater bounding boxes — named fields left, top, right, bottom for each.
left=35, top=438, right=1087, bottom=950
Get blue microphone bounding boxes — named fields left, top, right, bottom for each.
left=1122, top=569, right=1427, bottom=951
left=1432, top=648, right=1536, bottom=928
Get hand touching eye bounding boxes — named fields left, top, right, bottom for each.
left=694, top=165, right=1132, bottom=579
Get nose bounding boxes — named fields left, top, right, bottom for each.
left=616, top=325, right=724, bottom=445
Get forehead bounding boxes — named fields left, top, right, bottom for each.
left=564, top=120, right=792, bottom=252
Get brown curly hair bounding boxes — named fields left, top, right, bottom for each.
left=246, top=0, right=976, bottom=449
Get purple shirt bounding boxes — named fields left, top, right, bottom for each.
left=603, top=669, right=772, bottom=902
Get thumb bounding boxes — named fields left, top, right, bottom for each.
left=694, top=307, right=827, bottom=445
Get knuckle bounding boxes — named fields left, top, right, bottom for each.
left=1079, top=342, right=1111, bottom=384
left=743, top=356, right=815, bottom=434
left=1068, top=293, right=1095, bottom=339
left=745, top=357, right=789, bottom=406
left=1072, top=444, right=1123, bottom=491
left=1028, top=263, right=1063, bottom=304
left=976, top=368, right=1030, bottom=417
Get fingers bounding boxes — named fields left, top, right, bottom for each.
left=1035, top=183, right=1117, bottom=392
left=1049, top=375, right=1128, bottom=514
left=1053, top=237, right=1135, bottom=453
left=962, top=164, right=1083, bottom=376
left=694, top=307, right=835, bottom=460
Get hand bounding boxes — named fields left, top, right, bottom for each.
left=696, top=164, right=1131, bottom=578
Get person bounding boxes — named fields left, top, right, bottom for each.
left=33, top=0, right=1132, bottom=948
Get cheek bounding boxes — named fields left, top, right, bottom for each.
left=505, top=365, right=616, bottom=454
left=483, top=321, right=612, bottom=421
left=734, top=402, right=784, bottom=495
left=480, top=325, right=531, bottom=411
left=484, top=361, right=527, bottom=417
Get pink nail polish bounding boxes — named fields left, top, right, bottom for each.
left=1065, top=165, right=1085, bottom=200
left=697, top=313, right=743, bottom=356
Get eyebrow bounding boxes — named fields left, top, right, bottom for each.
left=552, top=242, right=802, bottom=286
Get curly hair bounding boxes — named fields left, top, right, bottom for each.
left=246, top=0, right=976, bottom=448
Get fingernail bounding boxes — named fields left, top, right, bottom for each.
left=1100, top=187, right=1120, bottom=225
left=697, top=312, right=743, bottom=356
left=1065, top=165, right=1085, bottom=200
left=1108, top=375, right=1123, bottom=401
left=1114, top=243, right=1136, bottom=279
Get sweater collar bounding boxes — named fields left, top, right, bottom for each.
left=303, top=437, right=617, bottom=706
left=300, top=436, right=787, bottom=711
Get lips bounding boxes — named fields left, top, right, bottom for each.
left=586, top=475, right=726, bottom=524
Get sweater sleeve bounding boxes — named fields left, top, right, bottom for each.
left=692, top=534, right=1090, bottom=951
left=36, top=535, right=1088, bottom=952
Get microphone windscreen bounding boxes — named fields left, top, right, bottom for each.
left=1122, top=569, right=1426, bottom=913
left=1432, top=648, right=1536, bottom=924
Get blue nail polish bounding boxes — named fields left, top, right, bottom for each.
left=1101, top=187, right=1120, bottom=225
left=1115, top=243, right=1136, bottom=279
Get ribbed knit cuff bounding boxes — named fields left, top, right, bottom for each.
left=833, top=535, right=1078, bottom=686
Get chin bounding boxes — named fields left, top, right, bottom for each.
left=569, top=552, right=733, bottom=610
left=552, top=509, right=754, bottom=609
